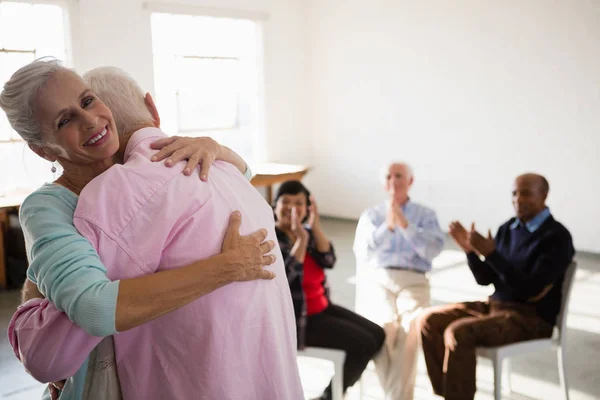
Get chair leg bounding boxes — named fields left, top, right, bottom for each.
left=557, top=346, right=570, bottom=400
left=331, top=358, right=344, bottom=400
left=505, top=358, right=513, bottom=393
left=493, top=356, right=503, bottom=400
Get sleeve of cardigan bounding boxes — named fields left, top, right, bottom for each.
left=307, top=228, right=336, bottom=270
left=20, top=190, right=119, bottom=337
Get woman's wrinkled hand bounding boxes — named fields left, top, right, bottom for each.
left=220, top=211, right=276, bottom=282
left=150, top=136, right=223, bottom=180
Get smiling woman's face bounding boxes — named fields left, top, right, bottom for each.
left=275, top=192, right=308, bottom=228
left=32, top=70, right=119, bottom=165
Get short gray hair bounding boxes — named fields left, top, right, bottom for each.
left=0, top=58, right=70, bottom=145
left=83, top=67, right=153, bottom=136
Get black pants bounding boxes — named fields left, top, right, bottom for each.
left=305, top=304, right=385, bottom=396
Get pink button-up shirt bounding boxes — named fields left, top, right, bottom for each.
left=10, top=127, right=303, bottom=400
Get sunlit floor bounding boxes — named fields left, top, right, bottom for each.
left=1, top=217, right=599, bottom=399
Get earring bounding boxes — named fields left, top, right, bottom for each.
left=51, top=162, right=57, bottom=173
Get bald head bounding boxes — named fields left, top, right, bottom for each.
left=516, top=173, right=549, bottom=194
left=513, top=173, right=549, bottom=222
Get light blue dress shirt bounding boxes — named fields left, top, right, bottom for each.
left=509, top=207, right=551, bottom=232
left=354, top=200, right=445, bottom=273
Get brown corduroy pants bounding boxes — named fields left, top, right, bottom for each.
left=419, top=300, right=553, bottom=400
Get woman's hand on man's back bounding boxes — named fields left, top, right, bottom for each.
left=220, top=211, right=277, bottom=282
left=150, top=136, right=223, bottom=180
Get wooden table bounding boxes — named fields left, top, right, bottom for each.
left=0, top=168, right=311, bottom=288
left=250, top=163, right=310, bottom=204
left=0, top=188, right=34, bottom=290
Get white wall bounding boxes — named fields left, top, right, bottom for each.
left=66, top=0, right=311, bottom=164
left=307, top=0, right=600, bottom=252
left=59, top=0, right=600, bottom=251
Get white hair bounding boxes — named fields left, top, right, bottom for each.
left=83, top=66, right=153, bottom=136
left=380, top=162, right=414, bottom=184
left=0, top=57, right=71, bottom=145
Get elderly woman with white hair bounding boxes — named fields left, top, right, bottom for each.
left=1, top=59, right=283, bottom=399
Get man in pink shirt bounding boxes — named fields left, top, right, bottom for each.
left=9, top=67, right=303, bottom=399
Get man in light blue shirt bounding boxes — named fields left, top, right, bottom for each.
left=354, top=162, right=444, bottom=400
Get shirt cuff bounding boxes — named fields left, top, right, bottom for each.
left=75, top=280, right=120, bottom=336
left=243, top=165, right=253, bottom=181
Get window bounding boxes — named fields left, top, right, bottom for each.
left=150, top=12, right=265, bottom=164
left=0, top=1, right=69, bottom=194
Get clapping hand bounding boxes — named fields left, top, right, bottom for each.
left=386, top=202, right=408, bottom=230
left=449, top=221, right=473, bottom=253
left=291, top=208, right=309, bottom=243
left=307, top=196, right=320, bottom=230
left=468, top=223, right=496, bottom=257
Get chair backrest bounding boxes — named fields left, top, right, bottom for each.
left=555, top=261, right=577, bottom=340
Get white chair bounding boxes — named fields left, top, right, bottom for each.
left=298, top=347, right=346, bottom=400
left=477, top=261, right=577, bottom=400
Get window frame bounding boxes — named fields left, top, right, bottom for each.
left=0, top=0, right=73, bottom=143
left=147, top=4, right=267, bottom=163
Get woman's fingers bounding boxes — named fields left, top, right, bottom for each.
left=151, top=137, right=222, bottom=179
left=259, top=269, right=276, bottom=280
left=221, top=216, right=277, bottom=283
left=184, top=154, right=200, bottom=176
left=222, top=211, right=242, bottom=250
left=160, top=147, right=184, bottom=165
left=149, top=136, right=177, bottom=150
left=166, top=148, right=196, bottom=166
left=309, top=196, right=318, bottom=214
left=198, top=153, right=215, bottom=181
left=291, top=208, right=298, bottom=231
left=150, top=139, right=181, bottom=162
left=262, top=254, right=276, bottom=265
left=248, top=228, right=268, bottom=245
left=259, top=240, right=275, bottom=254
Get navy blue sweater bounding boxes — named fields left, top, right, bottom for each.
left=467, top=215, right=574, bottom=325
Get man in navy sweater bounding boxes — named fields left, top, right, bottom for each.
left=419, top=173, right=574, bottom=400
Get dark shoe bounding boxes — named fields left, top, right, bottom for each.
left=309, top=390, right=331, bottom=400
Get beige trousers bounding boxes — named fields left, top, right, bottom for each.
left=356, top=268, right=430, bottom=400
